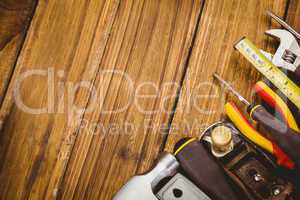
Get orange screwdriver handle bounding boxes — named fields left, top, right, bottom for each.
left=225, top=102, right=295, bottom=169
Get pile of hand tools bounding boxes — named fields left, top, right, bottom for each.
left=114, top=11, right=300, bottom=200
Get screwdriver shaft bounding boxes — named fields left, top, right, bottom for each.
left=214, top=73, right=300, bottom=165
left=267, top=10, right=300, bottom=40
left=213, top=73, right=251, bottom=106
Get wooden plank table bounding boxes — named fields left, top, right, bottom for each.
left=0, top=0, right=37, bottom=105
left=0, top=0, right=299, bottom=199
left=165, top=0, right=287, bottom=150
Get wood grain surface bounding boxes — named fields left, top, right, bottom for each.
left=0, top=0, right=120, bottom=199
left=164, top=0, right=288, bottom=151
left=0, top=0, right=37, bottom=105
left=1, top=0, right=299, bottom=199
left=286, top=0, right=300, bottom=31
left=59, top=0, right=202, bottom=199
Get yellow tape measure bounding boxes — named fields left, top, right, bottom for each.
left=235, top=37, right=300, bottom=110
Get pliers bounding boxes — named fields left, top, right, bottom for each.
left=254, top=81, right=300, bottom=132
left=225, top=101, right=295, bottom=169
left=214, top=74, right=300, bottom=169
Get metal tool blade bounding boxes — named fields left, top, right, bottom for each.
left=267, top=10, right=300, bottom=40
left=213, top=73, right=251, bottom=106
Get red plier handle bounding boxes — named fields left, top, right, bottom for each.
left=225, top=102, right=295, bottom=170
left=254, top=81, right=300, bottom=132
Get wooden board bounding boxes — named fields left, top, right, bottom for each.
left=0, top=0, right=37, bottom=105
left=286, top=0, right=300, bottom=31
left=0, top=0, right=120, bottom=199
left=164, top=0, right=288, bottom=151
left=59, top=0, right=203, bottom=199
left=1, top=0, right=300, bottom=199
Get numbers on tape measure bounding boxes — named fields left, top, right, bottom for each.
left=235, top=38, right=300, bottom=110
left=238, top=42, right=266, bottom=68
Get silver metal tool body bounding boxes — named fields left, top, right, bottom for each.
left=113, top=153, right=179, bottom=200
left=262, top=29, right=300, bottom=72
left=213, top=73, right=250, bottom=106
left=157, top=173, right=211, bottom=200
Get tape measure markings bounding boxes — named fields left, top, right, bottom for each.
left=235, top=38, right=300, bottom=110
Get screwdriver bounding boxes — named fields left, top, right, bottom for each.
left=213, top=73, right=300, bottom=165
left=267, top=10, right=300, bottom=40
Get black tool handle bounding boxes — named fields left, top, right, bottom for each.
left=174, top=138, right=239, bottom=200
left=249, top=105, right=300, bottom=165
left=294, top=67, right=300, bottom=81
